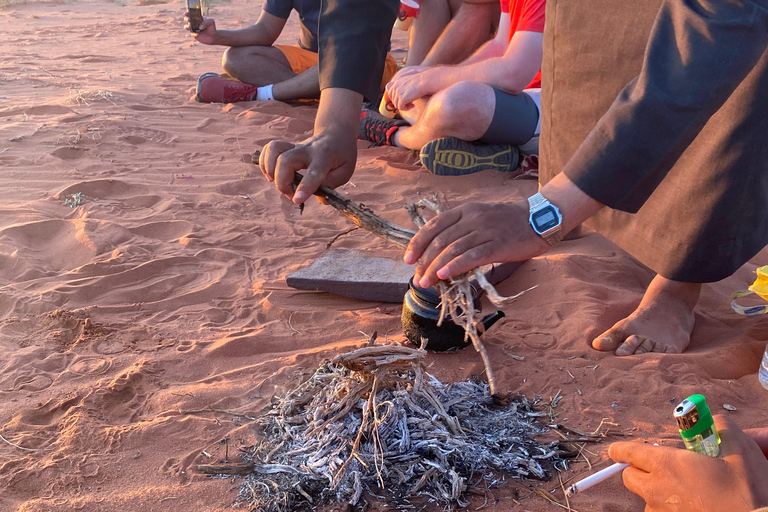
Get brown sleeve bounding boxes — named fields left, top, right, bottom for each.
left=562, top=0, right=768, bottom=213
left=317, top=0, right=399, bottom=102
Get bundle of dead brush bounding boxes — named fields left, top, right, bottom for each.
left=235, top=344, right=563, bottom=511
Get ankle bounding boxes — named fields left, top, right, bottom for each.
left=391, top=127, right=406, bottom=147
left=644, top=275, right=702, bottom=310
left=256, top=84, right=274, bottom=101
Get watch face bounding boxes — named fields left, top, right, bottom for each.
left=531, top=206, right=560, bottom=233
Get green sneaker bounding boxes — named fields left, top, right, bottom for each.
left=419, top=137, right=520, bottom=176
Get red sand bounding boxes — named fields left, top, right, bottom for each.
left=1, top=1, right=767, bottom=511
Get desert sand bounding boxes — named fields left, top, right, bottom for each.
left=1, top=0, right=767, bottom=511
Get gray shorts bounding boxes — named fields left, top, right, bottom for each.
left=479, top=88, right=540, bottom=145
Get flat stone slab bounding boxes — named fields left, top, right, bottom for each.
left=286, top=249, right=415, bottom=303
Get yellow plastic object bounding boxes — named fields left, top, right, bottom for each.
left=731, top=265, right=768, bottom=316
left=749, top=265, right=768, bottom=300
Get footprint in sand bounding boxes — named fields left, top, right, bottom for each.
left=58, top=251, right=245, bottom=312
left=0, top=311, right=99, bottom=351
left=115, top=126, right=176, bottom=144
left=51, top=146, right=88, bottom=161
left=87, top=361, right=156, bottom=425
left=57, top=179, right=149, bottom=201
left=10, top=374, right=54, bottom=392
left=70, top=356, right=112, bottom=376
left=215, top=178, right=264, bottom=198
left=0, top=218, right=130, bottom=274
left=92, top=337, right=126, bottom=355
left=129, top=220, right=193, bottom=242
left=521, top=332, right=557, bottom=350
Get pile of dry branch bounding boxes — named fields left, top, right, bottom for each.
left=231, top=344, right=565, bottom=511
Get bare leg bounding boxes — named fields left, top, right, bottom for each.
left=592, top=274, right=701, bottom=355
left=420, top=1, right=500, bottom=67
left=223, top=47, right=321, bottom=101
left=392, top=81, right=495, bottom=150
left=406, top=0, right=455, bottom=66
left=222, top=46, right=296, bottom=86
left=272, top=66, right=321, bottom=101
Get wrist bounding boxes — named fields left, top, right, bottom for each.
left=314, top=88, right=363, bottom=139
left=539, top=173, right=604, bottom=235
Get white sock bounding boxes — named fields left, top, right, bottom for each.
left=256, top=84, right=274, bottom=101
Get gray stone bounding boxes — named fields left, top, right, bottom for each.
left=286, top=249, right=416, bottom=303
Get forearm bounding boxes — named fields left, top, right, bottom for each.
left=421, top=2, right=499, bottom=67
left=459, top=37, right=506, bottom=66
left=314, top=88, right=362, bottom=140
left=211, top=25, right=277, bottom=47
left=425, top=55, right=534, bottom=95
left=562, top=0, right=768, bottom=213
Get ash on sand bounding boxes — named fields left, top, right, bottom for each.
left=230, top=344, right=567, bottom=511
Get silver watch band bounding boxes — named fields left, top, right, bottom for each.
left=527, top=192, right=548, bottom=210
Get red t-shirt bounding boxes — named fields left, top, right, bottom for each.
left=500, top=0, right=546, bottom=89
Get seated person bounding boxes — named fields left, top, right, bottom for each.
left=406, top=0, right=500, bottom=67
left=359, top=0, right=544, bottom=177
left=186, top=0, right=398, bottom=103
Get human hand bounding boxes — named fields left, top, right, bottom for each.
left=609, top=415, right=768, bottom=512
left=185, top=15, right=217, bottom=44
left=258, top=130, right=356, bottom=204
left=387, top=67, right=440, bottom=112
left=403, top=201, right=550, bottom=288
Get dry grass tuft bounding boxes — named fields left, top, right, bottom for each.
left=67, top=88, right=117, bottom=106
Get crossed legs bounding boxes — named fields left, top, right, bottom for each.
left=392, top=81, right=497, bottom=149
left=222, top=46, right=321, bottom=101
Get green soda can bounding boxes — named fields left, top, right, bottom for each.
left=673, top=394, right=721, bottom=457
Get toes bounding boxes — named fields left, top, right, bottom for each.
left=633, top=337, right=656, bottom=354
left=615, top=334, right=647, bottom=356
left=592, top=328, right=628, bottom=352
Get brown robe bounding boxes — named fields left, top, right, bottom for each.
left=540, top=0, right=768, bottom=282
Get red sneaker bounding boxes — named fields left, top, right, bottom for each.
left=195, top=73, right=258, bottom=103
left=359, top=109, right=407, bottom=146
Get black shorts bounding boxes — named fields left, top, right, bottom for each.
left=479, top=88, right=540, bottom=145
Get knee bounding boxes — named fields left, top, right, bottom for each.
left=221, top=46, right=264, bottom=76
left=432, top=81, right=487, bottom=124
left=221, top=46, right=241, bottom=74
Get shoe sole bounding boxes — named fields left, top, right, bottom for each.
left=195, top=72, right=221, bottom=103
left=420, top=137, right=519, bottom=176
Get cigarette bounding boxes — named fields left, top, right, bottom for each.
left=565, top=462, right=629, bottom=496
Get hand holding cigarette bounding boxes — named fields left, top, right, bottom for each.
left=595, top=416, right=768, bottom=512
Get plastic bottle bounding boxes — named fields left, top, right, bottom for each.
left=759, top=343, right=768, bottom=390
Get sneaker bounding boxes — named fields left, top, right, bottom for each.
left=419, top=137, right=520, bottom=176
left=516, top=154, right=539, bottom=179
left=359, top=109, right=407, bottom=147
left=195, top=73, right=258, bottom=103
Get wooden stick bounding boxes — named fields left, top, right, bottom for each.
left=293, top=173, right=415, bottom=248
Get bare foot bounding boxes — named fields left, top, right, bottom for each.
left=592, top=275, right=701, bottom=355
